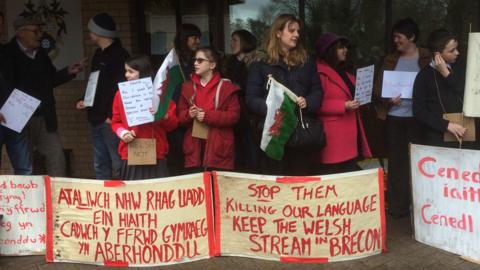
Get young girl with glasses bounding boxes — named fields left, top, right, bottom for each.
left=178, top=47, right=240, bottom=172
left=111, top=55, right=178, bottom=180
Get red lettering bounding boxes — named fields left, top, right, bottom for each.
left=418, top=156, right=436, bottom=178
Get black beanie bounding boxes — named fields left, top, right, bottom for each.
left=88, top=13, right=116, bottom=38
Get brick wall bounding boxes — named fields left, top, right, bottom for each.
left=0, top=0, right=140, bottom=178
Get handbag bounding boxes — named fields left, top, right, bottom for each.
left=286, top=108, right=326, bottom=151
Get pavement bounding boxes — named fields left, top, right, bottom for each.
left=1, top=215, right=480, bottom=270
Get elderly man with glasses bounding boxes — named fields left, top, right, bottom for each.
left=1, top=17, right=86, bottom=177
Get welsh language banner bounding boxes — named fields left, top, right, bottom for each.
left=411, top=144, right=480, bottom=260
left=213, top=169, right=386, bottom=262
left=0, top=175, right=46, bottom=255
left=45, top=173, right=214, bottom=267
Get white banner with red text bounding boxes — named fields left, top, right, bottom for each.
left=213, top=169, right=387, bottom=263
left=411, top=144, right=480, bottom=260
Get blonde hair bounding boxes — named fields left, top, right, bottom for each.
left=265, top=14, right=307, bottom=67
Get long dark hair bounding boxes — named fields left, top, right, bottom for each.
left=125, top=55, right=153, bottom=79
left=232, top=29, right=257, bottom=54
left=174, top=23, right=201, bottom=64
left=321, top=39, right=350, bottom=70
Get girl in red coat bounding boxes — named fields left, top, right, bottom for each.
left=314, top=33, right=371, bottom=174
left=178, top=47, right=240, bottom=171
left=111, top=55, right=178, bottom=180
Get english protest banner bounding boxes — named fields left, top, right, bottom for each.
left=45, top=173, right=214, bottom=267
left=411, top=144, right=480, bottom=260
left=0, top=175, right=46, bottom=256
left=213, top=169, right=386, bottom=263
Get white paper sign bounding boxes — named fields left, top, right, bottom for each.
left=0, top=89, right=41, bottom=133
left=0, top=175, right=46, bottom=256
left=83, top=71, right=99, bottom=107
left=463, top=33, right=480, bottom=117
left=118, top=78, right=154, bottom=127
left=411, top=144, right=480, bottom=260
left=381, top=71, right=418, bottom=98
left=354, top=65, right=375, bottom=105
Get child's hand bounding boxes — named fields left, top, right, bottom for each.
left=76, top=100, right=86, bottom=110
left=122, top=130, right=136, bottom=143
left=189, top=105, right=198, bottom=118
left=434, top=53, right=450, bottom=77
left=196, top=109, right=205, bottom=122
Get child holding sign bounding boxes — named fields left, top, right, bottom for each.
left=178, top=47, right=240, bottom=171
left=111, top=55, right=178, bottom=180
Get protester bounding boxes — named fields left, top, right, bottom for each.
left=224, top=29, right=264, bottom=172
left=0, top=12, right=32, bottom=175
left=166, top=23, right=202, bottom=175
left=246, top=14, right=322, bottom=175
left=178, top=47, right=240, bottom=171
left=413, top=29, right=467, bottom=147
left=111, top=55, right=178, bottom=180
left=314, top=32, right=371, bottom=175
left=373, top=19, right=430, bottom=218
left=2, top=17, right=85, bottom=177
left=75, top=13, right=129, bottom=179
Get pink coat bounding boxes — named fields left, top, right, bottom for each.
left=316, top=61, right=372, bottom=164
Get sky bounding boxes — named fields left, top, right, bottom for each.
left=230, top=0, right=271, bottom=22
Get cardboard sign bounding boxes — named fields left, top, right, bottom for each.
left=381, top=71, right=418, bottom=98
left=84, top=71, right=100, bottom=107
left=213, top=170, right=386, bottom=262
left=0, top=89, right=41, bottom=133
left=463, top=33, right=480, bottom=117
left=0, top=175, right=46, bottom=256
left=128, top=139, right=157, bottom=165
left=411, top=144, right=480, bottom=261
left=118, top=78, right=155, bottom=127
left=192, top=120, right=209, bottom=139
left=354, top=65, right=375, bottom=105
left=443, top=113, right=476, bottom=142
left=45, top=173, right=214, bottom=266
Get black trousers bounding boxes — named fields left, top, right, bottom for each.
left=386, top=115, right=417, bottom=216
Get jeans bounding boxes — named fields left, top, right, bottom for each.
left=0, top=126, right=32, bottom=175
left=91, top=122, right=121, bottom=179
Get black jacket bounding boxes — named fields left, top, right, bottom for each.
left=1, top=38, right=75, bottom=132
left=246, top=57, right=323, bottom=117
left=86, top=39, right=129, bottom=125
left=412, top=62, right=465, bottom=146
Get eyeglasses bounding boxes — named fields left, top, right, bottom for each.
left=193, top=57, right=211, bottom=64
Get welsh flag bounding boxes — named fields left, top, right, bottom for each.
left=261, top=77, right=297, bottom=160
left=153, top=48, right=185, bottom=120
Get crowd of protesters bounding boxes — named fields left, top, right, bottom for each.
left=0, top=12, right=474, bottom=218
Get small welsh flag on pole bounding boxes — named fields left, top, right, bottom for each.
left=261, top=76, right=298, bottom=160
left=152, top=48, right=185, bottom=120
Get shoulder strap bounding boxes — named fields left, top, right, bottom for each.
left=215, top=78, right=231, bottom=110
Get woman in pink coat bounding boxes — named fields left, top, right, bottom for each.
left=314, top=33, right=371, bottom=174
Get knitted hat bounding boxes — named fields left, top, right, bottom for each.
left=13, top=17, right=44, bottom=32
left=88, top=13, right=116, bottom=38
left=315, top=32, right=349, bottom=57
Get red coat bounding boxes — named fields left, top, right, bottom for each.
left=111, top=91, right=178, bottom=160
left=178, top=72, right=240, bottom=169
left=316, top=61, right=372, bottom=164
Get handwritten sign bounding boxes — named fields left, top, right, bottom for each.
left=381, top=71, right=418, bottom=99
left=118, top=78, right=154, bottom=127
left=0, top=175, right=46, bottom=256
left=464, top=33, right=480, bottom=117
left=0, top=89, right=41, bottom=133
left=411, top=144, right=480, bottom=260
left=128, top=139, right=156, bottom=165
left=84, top=71, right=100, bottom=107
left=354, top=65, right=375, bottom=105
left=213, top=170, right=386, bottom=262
left=46, top=173, right=214, bottom=266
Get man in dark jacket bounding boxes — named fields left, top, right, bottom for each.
left=76, top=13, right=129, bottom=179
left=1, top=17, right=85, bottom=177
